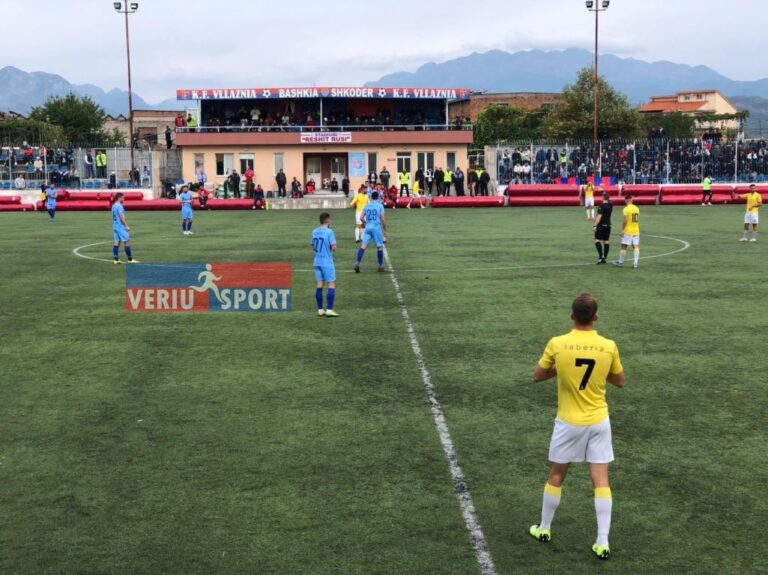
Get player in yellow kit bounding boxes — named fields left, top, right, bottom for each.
left=529, top=293, right=625, bottom=561
left=349, top=187, right=369, bottom=243
left=614, top=195, right=640, bottom=269
left=582, top=182, right=596, bottom=220
left=738, top=183, right=762, bottom=242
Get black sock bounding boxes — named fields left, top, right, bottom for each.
left=603, top=243, right=610, bottom=259
left=595, top=242, right=603, bottom=258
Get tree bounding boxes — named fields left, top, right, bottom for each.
left=542, top=68, right=642, bottom=140
left=0, top=118, right=66, bottom=146
left=640, top=112, right=696, bottom=139
left=473, top=105, right=546, bottom=148
left=29, top=93, right=116, bottom=145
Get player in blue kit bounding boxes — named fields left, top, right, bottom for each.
left=354, top=190, right=387, bottom=273
left=179, top=185, right=194, bottom=235
left=45, top=184, right=57, bottom=221
left=312, top=212, right=338, bottom=317
left=112, top=193, right=138, bottom=264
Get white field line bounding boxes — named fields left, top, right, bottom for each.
left=73, top=235, right=690, bottom=273
left=383, top=246, right=497, bottom=575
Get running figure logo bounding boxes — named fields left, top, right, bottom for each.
left=191, top=263, right=223, bottom=303
left=125, top=262, right=292, bottom=312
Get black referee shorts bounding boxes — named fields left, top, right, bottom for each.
left=594, top=225, right=611, bottom=241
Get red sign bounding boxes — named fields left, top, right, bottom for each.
left=176, top=87, right=472, bottom=101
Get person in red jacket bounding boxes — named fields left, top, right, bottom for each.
left=244, top=165, right=255, bottom=198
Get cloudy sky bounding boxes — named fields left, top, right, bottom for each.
left=2, top=0, right=766, bottom=103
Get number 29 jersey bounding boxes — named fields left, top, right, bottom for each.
left=538, top=329, right=623, bottom=426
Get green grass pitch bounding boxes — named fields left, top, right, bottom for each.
left=0, top=206, right=766, bottom=575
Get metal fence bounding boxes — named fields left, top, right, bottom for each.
left=495, top=138, right=768, bottom=185
left=0, top=146, right=154, bottom=191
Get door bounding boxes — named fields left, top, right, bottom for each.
left=331, top=156, right=347, bottom=187
left=305, top=156, right=321, bottom=186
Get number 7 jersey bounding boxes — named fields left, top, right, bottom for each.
left=538, top=330, right=623, bottom=426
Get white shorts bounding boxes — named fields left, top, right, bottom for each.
left=548, top=417, right=614, bottom=464
left=744, top=212, right=759, bottom=225
left=355, top=212, right=363, bottom=226
left=621, top=234, right=640, bottom=246
left=585, top=197, right=595, bottom=207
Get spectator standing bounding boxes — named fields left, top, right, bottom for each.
left=415, top=167, right=425, bottom=191
left=165, top=126, right=173, bottom=149
left=84, top=150, right=95, bottom=178
left=467, top=168, right=477, bottom=196
left=368, top=169, right=377, bottom=187
left=174, top=113, right=185, bottom=129
left=454, top=167, right=465, bottom=196
left=129, top=166, right=140, bottom=187
left=331, top=177, right=339, bottom=193
left=141, top=166, right=151, bottom=188
left=95, top=150, right=107, bottom=178
left=186, top=114, right=198, bottom=132
left=424, top=167, right=434, bottom=195
left=342, top=176, right=350, bottom=198
left=275, top=169, right=288, bottom=198
left=443, top=168, right=453, bottom=196
left=398, top=170, right=410, bottom=197
left=33, top=156, right=43, bottom=179
left=479, top=169, right=491, bottom=196
left=196, top=169, right=207, bottom=189
left=379, top=166, right=391, bottom=189
left=244, top=166, right=255, bottom=197
left=435, top=167, right=445, bottom=196
left=229, top=169, right=241, bottom=199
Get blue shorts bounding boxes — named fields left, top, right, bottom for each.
left=314, top=264, right=336, bottom=283
left=46, top=202, right=56, bottom=210
left=181, top=207, right=193, bottom=220
left=113, top=227, right=130, bottom=242
left=362, top=227, right=384, bottom=247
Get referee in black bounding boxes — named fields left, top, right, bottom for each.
left=593, top=191, right=613, bottom=264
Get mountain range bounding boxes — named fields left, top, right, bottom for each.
left=2, top=49, right=767, bottom=134
left=0, top=66, right=179, bottom=117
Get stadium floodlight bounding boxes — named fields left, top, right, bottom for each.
left=602, top=0, right=610, bottom=8
left=586, top=0, right=610, bottom=167
left=586, top=1, right=594, bottom=8
left=114, top=2, right=139, bottom=171
left=130, top=3, right=139, bottom=10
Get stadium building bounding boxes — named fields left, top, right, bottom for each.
left=174, top=86, right=473, bottom=191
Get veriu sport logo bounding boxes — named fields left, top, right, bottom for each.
left=126, top=263, right=292, bottom=312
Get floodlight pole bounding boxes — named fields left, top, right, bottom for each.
left=115, top=2, right=138, bottom=173
left=587, top=1, right=609, bottom=170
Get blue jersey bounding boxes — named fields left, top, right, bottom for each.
left=46, top=188, right=57, bottom=208
left=179, top=191, right=193, bottom=208
left=112, top=203, right=126, bottom=228
left=311, top=226, right=336, bottom=266
left=362, top=202, right=384, bottom=229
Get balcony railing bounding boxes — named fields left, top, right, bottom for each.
left=176, top=123, right=473, bottom=134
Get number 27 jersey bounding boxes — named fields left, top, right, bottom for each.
left=538, top=329, right=623, bottom=426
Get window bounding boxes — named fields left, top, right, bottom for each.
left=367, top=152, right=377, bottom=174
left=447, top=152, right=456, bottom=171
left=417, top=152, right=435, bottom=171
left=396, top=152, right=411, bottom=174
left=193, top=153, right=205, bottom=175
left=215, top=153, right=234, bottom=177
left=239, top=153, right=254, bottom=174
left=274, top=153, right=284, bottom=175
left=684, top=95, right=691, bottom=101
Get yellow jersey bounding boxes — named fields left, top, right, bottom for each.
left=350, top=193, right=369, bottom=214
left=538, top=329, right=623, bottom=426
left=744, top=192, right=762, bottom=214
left=584, top=184, right=594, bottom=199
left=413, top=181, right=420, bottom=196
left=623, top=204, right=640, bottom=236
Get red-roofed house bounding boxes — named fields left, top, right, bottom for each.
left=639, top=90, right=741, bottom=131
